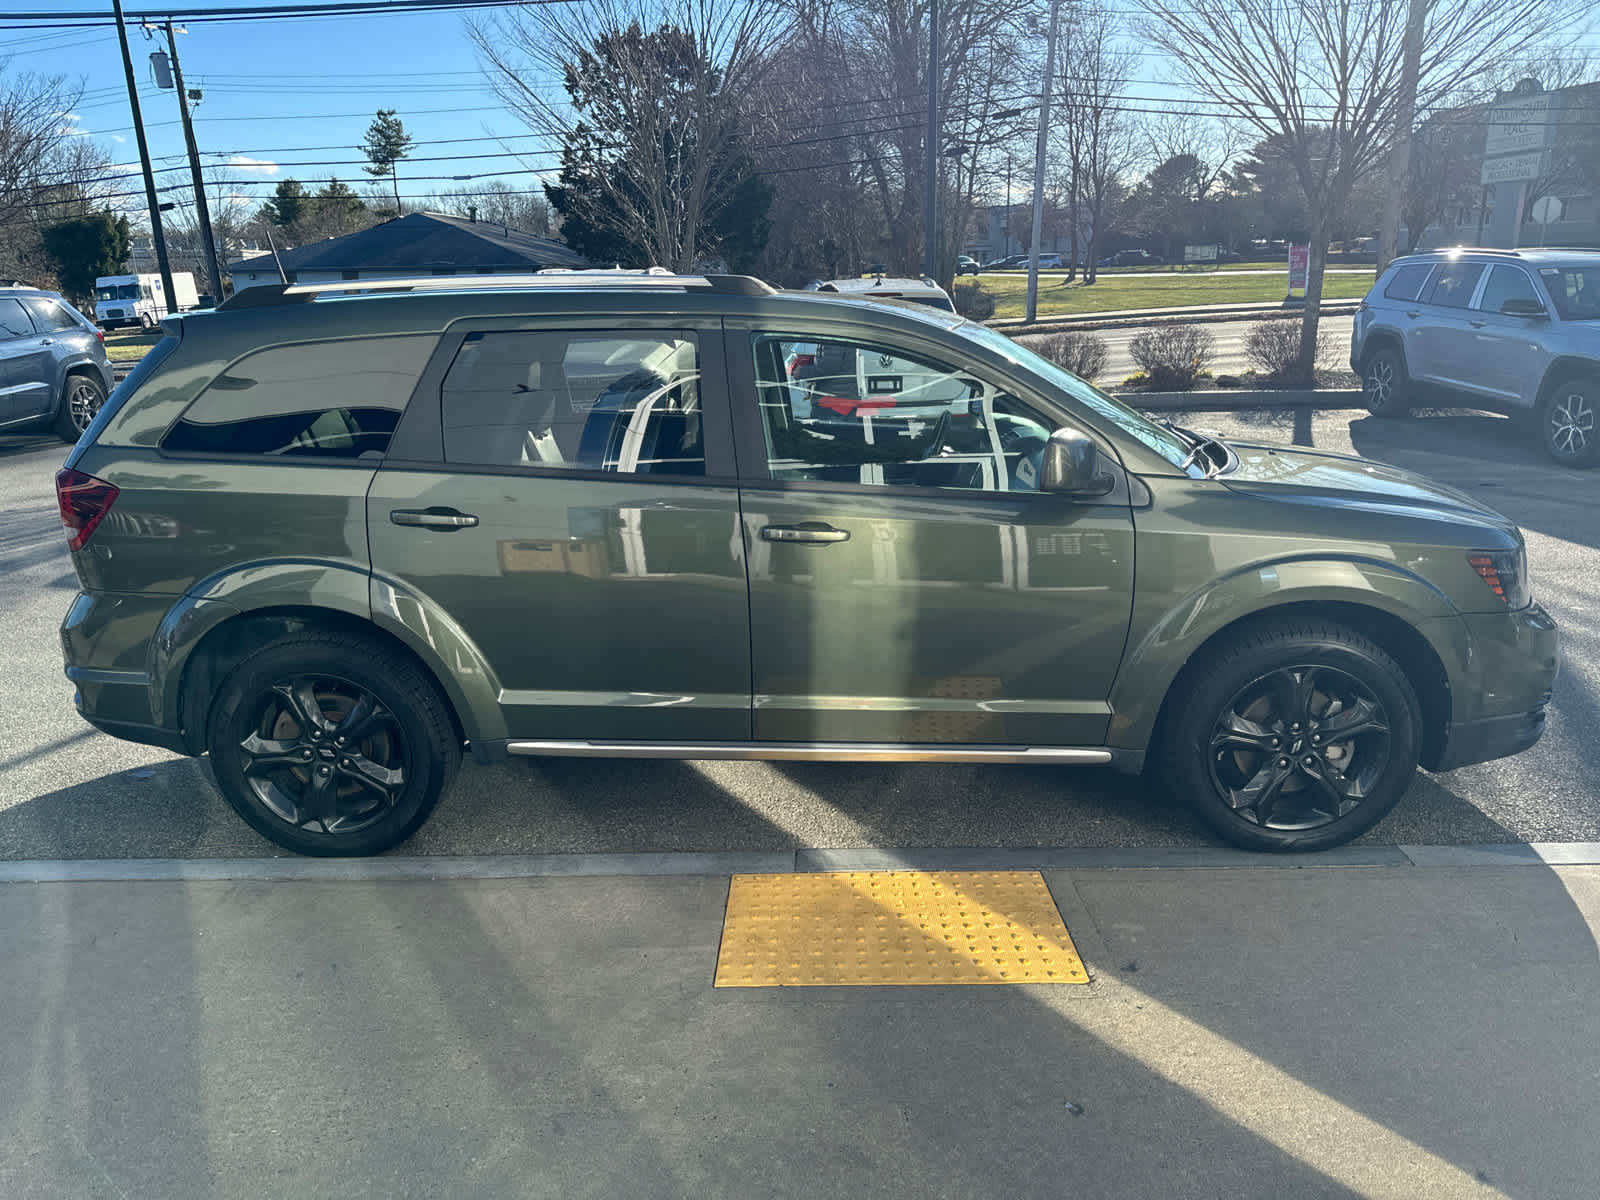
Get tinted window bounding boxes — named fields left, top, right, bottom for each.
left=21, top=296, right=82, bottom=331
left=1538, top=265, right=1600, bottom=321
left=1421, top=262, right=1484, bottom=309
left=1477, top=266, right=1543, bottom=315
left=0, top=298, right=34, bottom=338
left=162, top=335, right=435, bottom=458
left=1383, top=264, right=1433, bottom=302
left=752, top=333, right=1055, bottom=492
left=441, top=330, right=703, bottom=475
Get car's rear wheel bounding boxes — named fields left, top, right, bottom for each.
left=1541, top=376, right=1598, bottom=468
left=54, top=373, right=106, bottom=442
left=1162, top=621, right=1421, bottom=852
left=1362, top=346, right=1409, bottom=416
left=206, top=633, right=460, bottom=856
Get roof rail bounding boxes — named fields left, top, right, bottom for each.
left=216, top=271, right=774, bottom=311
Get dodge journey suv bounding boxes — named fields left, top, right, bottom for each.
left=1352, top=248, right=1599, bottom=466
left=59, top=273, right=1559, bottom=855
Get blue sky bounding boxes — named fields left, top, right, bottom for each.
left=11, top=2, right=555, bottom=220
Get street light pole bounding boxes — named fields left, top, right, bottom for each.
left=922, top=0, right=940, bottom=279
left=111, top=0, right=175, bottom=309
left=163, top=22, right=225, bottom=302
left=1026, top=0, right=1061, bottom=323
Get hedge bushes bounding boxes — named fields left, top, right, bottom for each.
left=1032, top=331, right=1110, bottom=383
left=1128, top=324, right=1215, bottom=390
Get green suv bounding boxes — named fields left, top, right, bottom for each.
left=57, top=274, right=1559, bottom=856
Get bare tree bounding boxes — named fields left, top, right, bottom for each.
left=1054, top=7, right=1140, bottom=282
left=422, top=181, right=555, bottom=236
left=1134, top=0, right=1585, bottom=375
left=470, top=0, right=788, bottom=272
left=0, top=65, right=115, bottom=287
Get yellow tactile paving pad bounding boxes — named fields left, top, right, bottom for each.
left=714, top=871, right=1088, bottom=987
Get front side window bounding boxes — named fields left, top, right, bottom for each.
left=162, top=335, right=435, bottom=458
left=442, top=330, right=703, bottom=475
left=752, top=334, right=1055, bottom=492
left=1538, top=264, right=1600, bottom=321
left=1383, top=264, right=1433, bottom=302
left=1477, top=266, right=1543, bottom=315
left=1421, top=262, right=1484, bottom=309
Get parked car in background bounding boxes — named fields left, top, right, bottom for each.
left=1353, top=248, right=1600, bottom=466
left=982, top=254, right=1029, bottom=270
left=0, top=285, right=114, bottom=441
left=814, top=275, right=955, bottom=311
left=956, top=255, right=981, bottom=275
left=1097, top=249, right=1166, bottom=268
left=95, top=272, right=200, bottom=329
left=58, top=271, right=1557, bottom=857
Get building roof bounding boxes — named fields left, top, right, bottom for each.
left=228, top=211, right=590, bottom=275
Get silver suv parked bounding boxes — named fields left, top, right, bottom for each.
left=0, top=286, right=115, bottom=441
left=1351, top=248, right=1599, bottom=466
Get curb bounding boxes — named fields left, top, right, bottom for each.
left=1115, top=388, right=1365, bottom=411
left=2, top=842, right=1597, bottom=883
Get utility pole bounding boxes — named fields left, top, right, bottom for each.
left=1026, top=0, right=1061, bottom=323
left=922, top=0, right=940, bottom=279
left=112, top=0, right=176, bottom=308
left=1004, top=156, right=1013, bottom=257
left=162, top=22, right=225, bottom=303
left=1376, top=0, right=1427, bottom=276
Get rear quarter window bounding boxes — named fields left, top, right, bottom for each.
left=161, top=335, right=435, bottom=458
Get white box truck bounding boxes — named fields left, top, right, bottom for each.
left=94, top=272, right=199, bottom=329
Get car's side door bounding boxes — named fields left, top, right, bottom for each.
left=368, top=318, right=751, bottom=743
left=0, top=297, right=50, bottom=425
left=1466, top=264, right=1551, bottom=409
left=1410, top=260, right=1488, bottom=394
left=727, top=324, right=1136, bottom=748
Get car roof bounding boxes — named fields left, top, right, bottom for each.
left=1393, top=247, right=1600, bottom=266
left=819, top=275, right=950, bottom=298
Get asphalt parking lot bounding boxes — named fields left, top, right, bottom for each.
left=2, top=404, right=1595, bottom=861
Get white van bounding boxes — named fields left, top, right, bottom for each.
left=94, top=272, right=199, bottom=329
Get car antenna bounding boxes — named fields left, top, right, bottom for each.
left=264, top=229, right=288, bottom=285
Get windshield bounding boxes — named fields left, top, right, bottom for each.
left=957, top=321, right=1195, bottom=467
left=1538, top=265, right=1600, bottom=321
left=96, top=284, right=139, bottom=301
left=910, top=296, right=956, bottom=312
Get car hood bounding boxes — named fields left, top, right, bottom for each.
left=1219, top=441, right=1518, bottom=535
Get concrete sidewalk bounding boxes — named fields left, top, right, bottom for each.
left=3, top=853, right=1596, bottom=1199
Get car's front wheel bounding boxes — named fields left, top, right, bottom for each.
left=1541, top=375, right=1598, bottom=468
left=1163, top=621, right=1421, bottom=852
left=206, top=633, right=460, bottom=856
left=1362, top=346, right=1410, bottom=416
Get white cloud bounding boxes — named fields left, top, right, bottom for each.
left=111, top=135, right=127, bottom=144
left=225, top=156, right=279, bottom=176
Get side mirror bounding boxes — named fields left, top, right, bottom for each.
left=1500, top=297, right=1548, bottom=319
left=1040, top=427, right=1114, bottom=496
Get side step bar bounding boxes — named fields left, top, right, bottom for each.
left=504, top=741, right=1112, bottom=765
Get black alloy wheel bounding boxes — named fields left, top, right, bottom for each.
left=207, top=633, right=459, bottom=855
left=1362, top=347, right=1409, bottom=417
left=1207, top=665, right=1391, bottom=831
left=56, top=374, right=106, bottom=441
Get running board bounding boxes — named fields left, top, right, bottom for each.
left=504, top=741, right=1112, bottom=764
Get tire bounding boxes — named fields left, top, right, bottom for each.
left=138, top=312, right=154, bottom=330
left=1540, top=375, right=1599, bottom=468
left=1362, top=346, right=1410, bottom=416
left=206, top=632, right=460, bottom=856
left=1161, top=620, right=1422, bottom=852
left=54, top=372, right=106, bottom=442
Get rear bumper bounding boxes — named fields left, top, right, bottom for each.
left=1431, top=703, right=1549, bottom=772
left=1428, top=602, right=1559, bottom=772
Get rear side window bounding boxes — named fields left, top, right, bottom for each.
left=162, top=335, right=435, bottom=458
left=20, top=296, right=83, bottom=331
left=1477, top=266, right=1543, bottom=314
left=0, top=298, right=33, bottom=338
left=1421, top=262, right=1484, bottom=309
left=441, top=330, right=703, bottom=475
left=1382, top=264, right=1433, bottom=302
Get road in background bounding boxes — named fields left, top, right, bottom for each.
left=1, top=402, right=1591, bottom=862
left=1020, top=315, right=1357, bottom=384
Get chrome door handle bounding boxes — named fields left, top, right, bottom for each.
left=1405, top=310, right=1421, bottom=319
left=38, top=338, right=55, bottom=345
left=1469, top=319, right=1487, bottom=328
left=760, top=523, right=850, bottom=545
left=390, top=507, right=479, bottom=530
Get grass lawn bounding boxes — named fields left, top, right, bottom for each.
left=975, top=271, right=1373, bottom=320
left=103, top=329, right=163, bottom=364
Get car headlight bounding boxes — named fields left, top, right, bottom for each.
left=1467, top=546, right=1530, bottom=610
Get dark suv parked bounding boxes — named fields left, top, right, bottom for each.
left=1, top=286, right=114, bottom=441
left=59, top=274, right=1558, bottom=856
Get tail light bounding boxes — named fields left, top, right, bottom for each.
left=56, top=468, right=119, bottom=551
left=95, top=329, right=105, bottom=343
